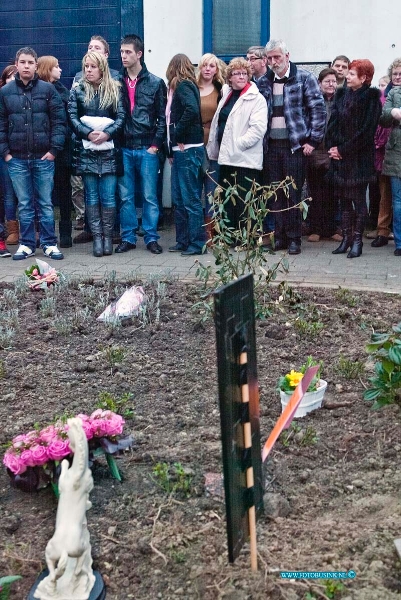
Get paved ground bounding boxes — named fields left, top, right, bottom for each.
left=1, top=227, right=400, bottom=293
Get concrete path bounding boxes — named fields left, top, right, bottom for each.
left=0, top=227, right=400, bottom=293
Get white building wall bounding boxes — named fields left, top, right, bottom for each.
left=143, top=0, right=203, bottom=80
left=270, top=0, right=400, bottom=85
left=142, top=1, right=400, bottom=86
left=141, top=1, right=400, bottom=207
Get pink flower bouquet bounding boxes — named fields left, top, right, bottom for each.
left=3, top=411, right=133, bottom=495
left=24, top=259, right=61, bottom=290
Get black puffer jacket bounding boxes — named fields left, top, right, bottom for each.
left=119, top=63, right=167, bottom=149
left=0, top=73, right=66, bottom=159
left=169, top=80, right=203, bottom=149
left=68, top=81, right=125, bottom=176
left=325, top=85, right=381, bottom=187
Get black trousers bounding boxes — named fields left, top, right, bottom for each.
left=306, top=164, right=337, bottom=237
left=53, top=160, right=72, bottom=223
left=219, top=165, right=261, bottom=231
left=265, top=141, right=305, bottom=241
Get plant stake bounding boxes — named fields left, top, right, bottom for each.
left=262, top=366, right=319, bottom=462
left=240, top=349, right=257, bottom=571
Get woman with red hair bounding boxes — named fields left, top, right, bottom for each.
left=326, top=59, right=381, bottom=257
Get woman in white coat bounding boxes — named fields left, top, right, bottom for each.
left=207, top=57, right=267, bottom=231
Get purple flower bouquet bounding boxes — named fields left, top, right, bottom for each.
left=3, top=410, right=133, bottom=496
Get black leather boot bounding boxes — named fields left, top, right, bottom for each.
left=332, top=211, right=353, bottom=254
left=347, top=232, right=363, bottom=258
left=93, top=236, right=103, bottom=257
left=102, top=207, right=116, bottom=256
left=86, top=205, right=103, bottom=257
left=347, top=213, right=365, bottom=258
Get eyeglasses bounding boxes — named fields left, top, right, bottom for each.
left=247, top=57, right=262, bottom=62
left=323, top=80, right=337, bottom=86
left=231, top=71, right=248, bottom=77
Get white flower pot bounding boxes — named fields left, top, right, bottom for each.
left=280, top=379, right=327, bottom=418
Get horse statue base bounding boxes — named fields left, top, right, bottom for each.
left=29, top=418, right=106, bottom=600
left=29, top=569, right=105, bottom=600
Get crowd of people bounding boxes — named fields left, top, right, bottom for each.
left=0, top=34, right=399, bottom=261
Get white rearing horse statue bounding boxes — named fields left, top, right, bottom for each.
left=34, top=417, right=96, bottom=600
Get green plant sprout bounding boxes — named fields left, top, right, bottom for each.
left=152, top=462, right=194, bottom=497
left=97, top=392, right=134, bottom=419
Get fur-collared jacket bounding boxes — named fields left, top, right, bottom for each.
left=325, top=84, right=382, bottom=187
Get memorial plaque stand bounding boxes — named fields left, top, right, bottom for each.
left=214, top=274, right=263, bottom=569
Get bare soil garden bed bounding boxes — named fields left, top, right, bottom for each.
left=1, top=274, right=401, bottom=600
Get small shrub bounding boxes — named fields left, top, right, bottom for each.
left=53, top=316, right=73, bottom=335
left=0, top=309, right=19, bottom=330
left=294, top=318, right=324, bottom=337
left=323, top=579, right=346, bottom=598
left=194, top=176, right=302, bottom=320
left=103, top=345, right=126, bottom=372
left=0, top=325, right=15, bottom=350
left=335, top=287, right=359, bottom=307
left=79, top=285, right=98, bottom=302
left=171, top=550, right=187, bottom=564
left=97, top=391, right=134, bottom=419
left=13, top=276, right=29, bottom=297
left=152, top=462, right=194, bottom=497
left=39, top=296, right=56, bottom=318
left=104, top=269, right=117, bottom=286
left=3, top=289, right=18, bottom=309
left=280, top=423, right=318, bottom=447
left=71, top=307, right=91, bottom=328
left=364, top=323, right=401, bottom=408
left=334, top=355, right=365, bottom=380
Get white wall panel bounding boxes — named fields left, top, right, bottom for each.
left=143, top=0, right=203, bottom=80
left=270, top=0, right=401, bottom=85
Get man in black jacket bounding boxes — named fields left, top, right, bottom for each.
left=116, top=34, right=167, bottom=255
left=0, top=47, right=66, bottom=260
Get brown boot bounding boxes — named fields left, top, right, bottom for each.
left=5, top=220, right=19, bottom=245
left=205, top=216, right=214, bottom=247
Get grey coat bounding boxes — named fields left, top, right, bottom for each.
left=381, top=86, right=401, bottom=178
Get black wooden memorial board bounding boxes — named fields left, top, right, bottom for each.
left=214, top=274, right=263, bottom=563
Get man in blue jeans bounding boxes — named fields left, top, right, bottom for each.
left=0, top=47, right=66, bottom=260
left=116, top=34, right=167, bottom=255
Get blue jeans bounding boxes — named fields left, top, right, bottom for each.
left=82, top=173, right=117, bottom=208
left=391, top=176, right=401, bottom=250
left=204, top=159, right=219, bottom=218
left=118, top=148, right=160, bottom=245
left=171, top=147, right=205, bottom=252
left=0, top=158, right=17, bottom=221
left=7, top=158, right=57, bottom=250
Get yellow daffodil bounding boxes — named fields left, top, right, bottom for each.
left=286, top=370, right=304, bottom=388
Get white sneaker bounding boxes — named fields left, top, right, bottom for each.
left=12, top=244, right=35, bottom=261
left=43, top=245, right=64, bottom=260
